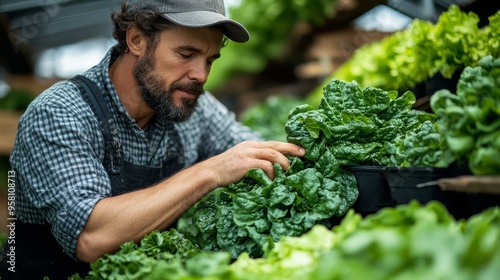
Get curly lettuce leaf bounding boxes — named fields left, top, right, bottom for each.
left=288, top=79, right=445, bottom=167
left=431, top=56, right=500, bottom=174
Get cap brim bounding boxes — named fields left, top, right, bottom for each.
left=161, top=11, right=249, bottom=43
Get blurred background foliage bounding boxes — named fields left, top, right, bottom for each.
left=0, top=89, right=36, bottom=111
left=205, top=0, right=339, bottom=91
left=307, top=5, right=500, bottom=106
left=240, top=95, right=304, bottom=141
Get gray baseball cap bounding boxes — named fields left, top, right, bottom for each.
left=125, top=0, right=249, bottom=43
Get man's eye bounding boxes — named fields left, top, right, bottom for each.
left=180, top=53, right=192, bottom=59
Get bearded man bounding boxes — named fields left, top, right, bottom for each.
left=2, top=1, right=304, bottom=279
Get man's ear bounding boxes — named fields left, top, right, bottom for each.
left=126, top=25, right=145, bottom=56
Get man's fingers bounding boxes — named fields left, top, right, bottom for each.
left=252, top=141, right=305, bottom=170
left=251, top=141, right=305, bottom=172
left=213, top=140, right=305, bottom=187
left=259, top=160, right=276, bottom=181
left=254, top=141, right=305, bottom=157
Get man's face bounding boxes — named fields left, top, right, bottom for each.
left=133, top=25, right=223, bottom=122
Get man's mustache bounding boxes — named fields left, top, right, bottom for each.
left=170, top=82, right=204, bottom=95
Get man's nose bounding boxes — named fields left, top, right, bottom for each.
left=187, top=61, right=209, bottom=83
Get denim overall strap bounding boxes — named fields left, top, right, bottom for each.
left=72, top=75, right=122, bottom=175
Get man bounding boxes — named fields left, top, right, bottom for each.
left=1, top=0, right=305, bottom=279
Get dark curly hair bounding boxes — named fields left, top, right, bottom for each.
left=111, top=0, right=228, bottom=56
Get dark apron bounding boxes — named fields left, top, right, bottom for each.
left=1, top=75, right=184, bottom=279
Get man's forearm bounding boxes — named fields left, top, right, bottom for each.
left=75, top=162, right=217, bottom=263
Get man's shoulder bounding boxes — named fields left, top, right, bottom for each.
left=31, top=79, right=85, bottom=110
left=20, top=78, right=96, bottom=126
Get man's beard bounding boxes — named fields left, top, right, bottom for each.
left=133, top=52, right=204, bottom=122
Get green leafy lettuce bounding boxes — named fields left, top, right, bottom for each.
left=307, top=5, right=500, bottom=106
left=430, top=55, right=500, bottom=175
left=311, top=202, right=500, bottom=280
left=287, top=79, right=447, bottom=168
left=73, top=203, right=500, bottom=280
left=178, top=160, right=358, bottom=259
left=69, top=229, right=231, bottom=280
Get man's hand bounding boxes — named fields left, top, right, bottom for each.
left=207, top=140, right=305, bottom=187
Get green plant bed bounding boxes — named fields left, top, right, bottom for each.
left=71, top=202, right=500, bottom=280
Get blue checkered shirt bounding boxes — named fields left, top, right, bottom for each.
left=10, top=47, right=262, bottom=259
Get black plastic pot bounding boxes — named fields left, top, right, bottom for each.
left=383, top=166, right=471, bottom=220
left=345, top=165, right=395, bottom=216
